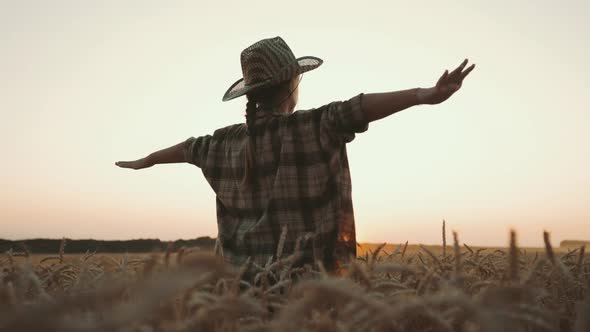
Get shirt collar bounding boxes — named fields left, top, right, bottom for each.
left=252, top=107, right=285, bottom=125
left=257, top=105, right=284, bottom=115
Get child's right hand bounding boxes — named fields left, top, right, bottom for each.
left=420, top=59, right=475, bottom=105
left=115, top=157, right=153, bottom=170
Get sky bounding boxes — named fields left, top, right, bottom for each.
left=1, top=0, right=589, bottom=247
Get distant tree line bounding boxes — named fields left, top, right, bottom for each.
left=2, top=237, right=586, bottom=254
left=560, top=240, right=590, bottom=249
left=0, top=237, right=216, bottom=254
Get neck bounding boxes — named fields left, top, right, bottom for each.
left=259, top=101, right=294, bottom=115
left=279, top=102, right=294, bottom=114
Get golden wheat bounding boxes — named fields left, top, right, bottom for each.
left=1, top=227, right=589, bottom=332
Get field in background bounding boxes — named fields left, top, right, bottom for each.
left=356, top=243, right=570, bottom=257
left=12, top=244, right=567, bottom=263
left=8, top=243, right=572, bottom=274
left=2, top=231, right=589, bottom=331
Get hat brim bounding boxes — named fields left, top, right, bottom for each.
left=222, top=56, right=323, bottom=102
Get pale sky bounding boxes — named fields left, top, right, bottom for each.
left=1, top=0, right=589, bottom=247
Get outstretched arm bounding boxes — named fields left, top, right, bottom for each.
left=115, top=140, right=187, bottom=170
left=362, top=59, right=475, bottom=122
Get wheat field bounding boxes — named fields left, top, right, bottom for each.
left=1, top=228, right=589, bottom=332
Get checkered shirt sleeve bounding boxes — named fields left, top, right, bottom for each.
left=319, top=93, right=368, bottom=148
left=183, top=135, right=212, bottom=168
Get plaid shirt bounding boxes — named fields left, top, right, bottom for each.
left=184, top=93, right=368, bottom=271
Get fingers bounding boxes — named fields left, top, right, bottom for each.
left=435, top=58, right=474, bottom=90
left=115, top=161, right=134, bottom=169
left=460, top=63, right=476, bottom=80
left=436, top=69, right=449, bottom=87
left=447, top=59, right=476, bottom=84
left=449, top=58, right=468, bottom=78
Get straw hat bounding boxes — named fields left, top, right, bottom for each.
left=222, top=36, right=323, bottom=102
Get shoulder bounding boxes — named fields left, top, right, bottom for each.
left=286, top=106, right=325, bottom=125
left=211, top=123, right=247, bottom=140
left=289, top=97, right=357, bottom=120
left=285, top=99, right=349, bottom=128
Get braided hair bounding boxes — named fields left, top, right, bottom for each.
left=241, top=95, right=258, bottom=188
left=241, top=77, right=300, bottom=188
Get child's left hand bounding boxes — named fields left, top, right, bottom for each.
left=115, top=158, right=153, bottom=170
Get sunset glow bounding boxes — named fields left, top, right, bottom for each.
left=1, top=1, right=589, bottom=246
